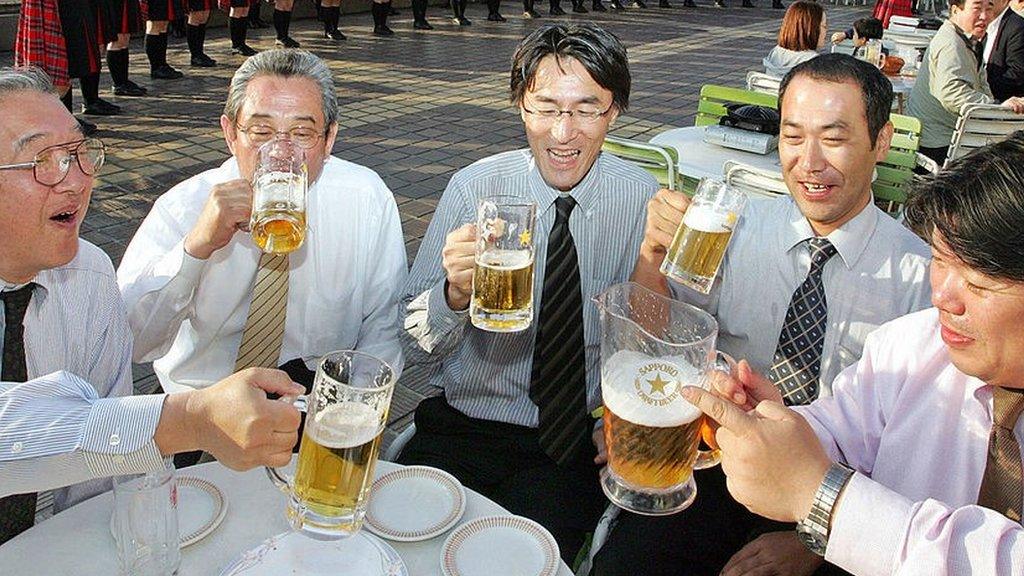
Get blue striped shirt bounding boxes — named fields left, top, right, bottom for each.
left=0, top=241, right=165, bottom=510
left=403, top=150, right=658, bottom=427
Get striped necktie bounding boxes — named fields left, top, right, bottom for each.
left=0, top=284, right=38, bottom=544
left=978, top=387, right=1024, bottom=523
left=529, top=196, right=589, bottom=466
left=234, top=253, right=289, bottom=371
left=767, top=237, right=837, bottom=406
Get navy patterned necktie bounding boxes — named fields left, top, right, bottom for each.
left=767, top=238, right=837, bottom=406
left=0, top=283, right=38, bottom=544
left=978, top=387, right=1024, bottom=523
left=529, top=196, right=589, bottom=466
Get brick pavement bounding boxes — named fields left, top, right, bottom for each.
left=1, top=3, right=869, bottom=446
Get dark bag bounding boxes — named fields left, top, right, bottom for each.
left=719, top=104, right=781, bottom=136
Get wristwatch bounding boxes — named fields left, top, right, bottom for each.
left=796, top=462, right=855, bottom=556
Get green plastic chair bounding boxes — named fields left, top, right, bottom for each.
left=602, top=135, right=681, bottom=191
left=873, top=113, right=922, bottom=216
left=694, top=84, right=779, bottom=127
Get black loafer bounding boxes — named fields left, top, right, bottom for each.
left=486, top=11, right=506, bottom=20
left=82, top=98, right=122, bottom=116
left=324, top=29, right=348, bottom=40
left=549, top=5, right=566, bottom=14
left=190, top=53, right=217, bottom=67
left=113, top=81, right=147, bottom=97
left=232, top=44, right=259, bottom=56
left=373, top=25, right=395, bottom=36
left=150, top=64, right=184, bottom=80
left=275, top=36, right=301, bottom=48
left=452, top=16, right=472, bottom=24
left=413, top=19, right=434, bottom=29
left=524, top=8, right=542, bottom=16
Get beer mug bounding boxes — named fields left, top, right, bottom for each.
left=860, top=39, right=885, bottom=69
left=470, top=195, right=537, bottom=332
left=267, top=350, right=396, bottom=540
left=660, top=178, right=746, bottom=295
left=111, top=467, right=181, bottom=576
left=250, top=139, right=308, bottom=254
left=594, top=282, right=727, bottom=516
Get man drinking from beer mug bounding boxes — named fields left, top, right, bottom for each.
left=399, top=24, right=658, bottom=563
left=117, top=49, right=407, bottom=445
left=591, top=54, right=933, bottom=576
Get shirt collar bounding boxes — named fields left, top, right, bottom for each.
left=989, top=7, right=1008, bottom=37
left=527, top=150, right=604, bottom=214
left=782, top=197, right=879, bottom=269
left=950, top=21, right=986, bottom=67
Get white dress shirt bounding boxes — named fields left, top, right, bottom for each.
left=117, top=156, right=407, bottom=393
left=0, top=241, right=165, bottom=512
left=987, top=7, right=1010, bottom=63
left=672, top=196, right=932, bottom=397
left=795, top=308, right=1024, bottom=575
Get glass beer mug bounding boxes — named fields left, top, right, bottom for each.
left=250, top=139, right=308, bottom=254
left=660, top=178, right=746, bottom=294
left=267, top=350, right=396, bottom=540
left=470, top=195, right=537, bottom=332
left=594, top=282, right=726, bottom=516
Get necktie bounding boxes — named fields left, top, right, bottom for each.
left=767, top=237, right=837, bottom=406
left=529, top=196, right=589, bottom=466
left=234, top=253, right=289, bottom=371
left=0, top=284, right=38, bottom=544
left=978, top=387, right=1024, bottom=523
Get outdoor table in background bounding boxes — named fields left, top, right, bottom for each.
left=650, top=125, right=783, bottom=182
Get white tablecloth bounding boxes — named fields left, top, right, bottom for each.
left=0, top=460, right=573, bottom=576
left=649, top=125, right=782, bottom=181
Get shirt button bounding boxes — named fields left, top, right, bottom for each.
left=109, top=433, right=121, bottom=447
left=11, top=442, right=23, bottom=453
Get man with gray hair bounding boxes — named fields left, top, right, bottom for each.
left=117, top=51, right=406, bottom=419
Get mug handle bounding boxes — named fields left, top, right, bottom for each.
left=264, top=394, right=309, bottom=492
left=692, top=351, right=735, bottom=470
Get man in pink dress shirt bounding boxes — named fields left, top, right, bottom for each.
left=686, top=134, right=1024, bottom=575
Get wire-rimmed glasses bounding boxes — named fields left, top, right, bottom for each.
left=0, top=138, right=106, bottom=186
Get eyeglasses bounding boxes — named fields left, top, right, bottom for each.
left=0, top=138, right=106, bottom=186
left=522, top=103, right=615, bottom=124
left=235, top=124, right=326, bottom=149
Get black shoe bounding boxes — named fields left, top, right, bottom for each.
left=112, top=81, right=148, bottom=97
left=609, top=0, right=625, bottom=7
left=714, top=0, right=724, bottom=6
left=487, top=11, right=506, bottom=19
left=150, top=64, right=184, bottom=80
left=592, top=1, right=608, bottom=10
left=275, top=36, right=301, bottom=48
left=453, top=15, right=472, bottom=24
left=524, top=8, right=543, bottom=16
left=76, top=117, right=98, bottom=136
left=572, top=2, right=588, bottom=11
left=549, top=5, right=566, bottom=14
left=414, top=19, right=434, bottom=28
left=82, top=98, right=122, bottom=116
left=232, top=43, right=259, bottom=56
left=325, top=28, right=348, bottom=39
left=373, top=24, right=395, bottom=35
left=190, top=53, right=217, bottom=67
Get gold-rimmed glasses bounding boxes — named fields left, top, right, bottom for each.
left=235, top=124, right=327, bottom=149
left=0, top=138, right=105, bottom=186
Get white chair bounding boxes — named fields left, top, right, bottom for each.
left=745, top=71, right=782, bottom=96
left=382, top=422, right=417, bottom=462
left=946, top=103, right=1024, bottom=166
left=830, top=41, right=858, bottom=56
left=724, top=160, right=789, bottom=199
left=915, top=151, right=940, bottom=175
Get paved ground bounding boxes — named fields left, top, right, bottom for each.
left=1, top=2, right=868, bottom=447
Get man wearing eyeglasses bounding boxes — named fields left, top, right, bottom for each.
left=0, top=65, right=304, bottom=545
left=398, top=24, right=658, bottom=564
left=117, top=50, right=406, bottom=425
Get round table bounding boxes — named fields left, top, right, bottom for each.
left=649, top=125, right=782, bottom=181
left=0, top=460, right=573, bottom=576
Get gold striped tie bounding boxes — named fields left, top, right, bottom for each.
left=978, top=387, right=1024, bottom=523
left=234, top=252, right=290, bottom=371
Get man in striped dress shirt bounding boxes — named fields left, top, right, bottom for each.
left=0, top=66, right=303, bottom=545
left=399, top=24, right=658, bottom=564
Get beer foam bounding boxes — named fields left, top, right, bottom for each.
left=683, top=205, right=734, bottom=234
left=601, top=350, right=704, bottom=428
left=308, top=402, right=381, bottom=449
left=477, top=249, right=533, bottom=270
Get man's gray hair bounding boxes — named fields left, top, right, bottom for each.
left=0, top=66, right=56, bottom=100
left=223, top=49, right=338, bottom=127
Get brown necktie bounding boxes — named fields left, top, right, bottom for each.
left=234, top=253, right=289, bottom=371
left=978, top=387, right=1024, bottom=523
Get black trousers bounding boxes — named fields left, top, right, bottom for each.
left=397, top=396, right=607, bottom=566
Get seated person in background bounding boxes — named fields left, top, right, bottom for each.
left=591, top=54, right=932, bottom=576
left=830, top=16, right=883, bottom=49
left=764, top=1, right=827, bottom=78
left=398, top=24, right=658, bottom=565
left=117, top=49, right=406, bottom=399
left=907, top=0, right=1024, bottom=164
left=985, top=0, right=1024, bottom=101
left=0, top=65, right=302, bottom=545
left=686, top=132, right=1024, bottom=576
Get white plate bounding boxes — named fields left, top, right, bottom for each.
left=218, top=531, right=408, bottom=576
left=440, top=515, right=560, bottom=576
left=364, top=465, right=467, bottom=542
left=177, top=475, right=227, bottom=548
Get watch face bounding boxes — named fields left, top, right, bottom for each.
left=797, top=527, right=827, bottom=556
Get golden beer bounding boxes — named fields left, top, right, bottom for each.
left=290, top=401, right=383, bottom=533
left=470, top=249, right=534, bottom=332
left=660, top=204, right=736, bottom=294
left=604, top=407, right=704, bottom=489
left=252, top=208, right=306, bottom=254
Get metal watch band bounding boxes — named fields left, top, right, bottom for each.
left=798, top=462, right=855, bottom=555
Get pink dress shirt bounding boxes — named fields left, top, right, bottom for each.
left=794, top=307, right=1024, bottom=575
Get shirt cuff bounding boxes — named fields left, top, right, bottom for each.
left=427, top=279, right=469, bottom=331
left=163, top=239, right=206, bottom=282
left=80, top=394, right=166, bottom=455
left=825, top=472, right=910, bottom=575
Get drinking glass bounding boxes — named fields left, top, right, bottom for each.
left=111, top=467, right=181, bottom=576
left=250, top=139, right=308, bottom=254
left=470, top=195, right=538, bottom=332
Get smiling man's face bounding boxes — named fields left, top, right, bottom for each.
left=779, top=75, right=892, bottom=236
left=0, top=91, right=92, bottom=283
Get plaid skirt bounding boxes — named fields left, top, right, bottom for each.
left=140, top=0, right=183, bottom=21
left=104, top=0, right=143, bottom=34
left=217, top=0, right=254, bottom=10
left=873, top=0, right=912, bottom=28
left=15, top=0, right=106, bottom=88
